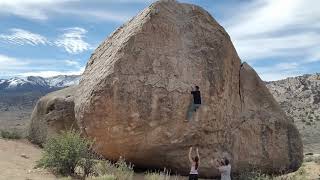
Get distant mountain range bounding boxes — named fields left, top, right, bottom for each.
left=0, top=75, right=80, bottom=92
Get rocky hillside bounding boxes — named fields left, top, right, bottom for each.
left=267, top=73, right=320, bottom=153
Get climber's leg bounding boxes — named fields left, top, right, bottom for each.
left=186, top=102, right=195, bottom=121
left=194, top=104, right=201, bottom=112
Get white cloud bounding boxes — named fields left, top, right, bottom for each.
left=225, top=0, right=320, bottom=62
left=0, top=0, right=75, bottom=20
left=18, top=67, right=84, bottom=78
left=254, top=60, right=317, bottom=81
left=54, top=27, right=91, bottom=54
left=0, top=28, right=48, bottom=46
left=0, top=54, right=29, bottom=71
left=0, top=0, right=149, bottom=22
left=0, top=53, right=84, bottom=77
left=65, top=59, right=80, bottom=66
left=65, top=9, right=131, bottom=22
left=255, top=62, right=302, bottom=81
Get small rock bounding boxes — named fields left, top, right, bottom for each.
left=21, top=154, right=29, bottom=159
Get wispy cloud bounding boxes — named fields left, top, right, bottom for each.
left=0, top=27, right=92, bottom=54
left=0, top=28, right=48, bottom=46
left=0, top=0, right=149, bottom=22
left=225, top=0, right=320, bottom=63
left=0, top=54, right=29, bottom=72
left=256, top=62, right=302, bottom=81
left=0, top=53, right=84, bottom=77
left=0, top=0, right=75, bottom=20
left=58, top=9, right=132, bottom=22
left=54, top=27, right=91, bottom=54
left=222, top=0, right=320, bottom=80
left=65, top=59, right=80, bottom=66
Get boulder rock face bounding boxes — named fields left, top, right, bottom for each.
left=74, top=0, right=302, bottom=177
left=29, top=86, right=78, bottom=145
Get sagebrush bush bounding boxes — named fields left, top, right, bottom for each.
left=94, top=157, right=134, bottom=180
left=0, top=129, right=21, bottom=139
left=36, top=130, right=95, bottom=176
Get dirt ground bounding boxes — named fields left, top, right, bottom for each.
left=0, top=138, right=319, bottom=180
left=0, top=139, right=56, bottom=180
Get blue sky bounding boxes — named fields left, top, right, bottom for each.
left=0, top=0, right=319, bottom=81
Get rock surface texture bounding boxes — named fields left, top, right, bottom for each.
left=29, top=86, right=78, bottom=145
left=71, top=0, right=303, bottom=177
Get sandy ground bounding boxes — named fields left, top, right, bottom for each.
left=299, top=161, right=320, bottom=180
left=0, top=139, right=56, bottom=180
left=1, top=138, right=319, bottom=180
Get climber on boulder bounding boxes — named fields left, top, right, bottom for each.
left=186, top=85, right=201, bottom=121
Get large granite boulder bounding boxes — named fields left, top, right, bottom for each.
left=69, top=0, right=303, bottom=177
left=28, top=86, right=78, bottom=145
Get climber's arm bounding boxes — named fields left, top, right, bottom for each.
left=189, top=147, right=193, bottom=163
left=196, top=147, right=200, bottom=164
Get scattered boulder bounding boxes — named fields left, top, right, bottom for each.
left=28, top=86, right=78, bottom=145
left=72, top=0, right=303, bottom=177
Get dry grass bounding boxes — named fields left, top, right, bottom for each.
left=93, top=157, right=134, bottom=180
left=144, top=169, right=180, bottom=180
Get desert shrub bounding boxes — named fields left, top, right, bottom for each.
left=0, top=129, right=22, bottom=139
left=145, top=169, right=179, bottom=180
left=36, top=130, right=95, bottom=176
left=94, top=157, right=134, bottom=180
left=237, top=170, right=272, bottom=180
left=114, top=157, right=134, bottom=180
left=78, top=151, right=98, bottom=178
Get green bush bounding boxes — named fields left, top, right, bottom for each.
left=0, top=129, right=22, bottom=139
left=37, top=130, right=95, bottom=176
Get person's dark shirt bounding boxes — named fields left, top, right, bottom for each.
left=191, top=90, right=201, bottom=104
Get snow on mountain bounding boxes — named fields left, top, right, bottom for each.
left=0, top=75, right=80, bottom=91
left=7, top=78, right=27, bottom=88
left=46, top=75, right=80, bottom=87
left=27, top=76, right=48, bottom=87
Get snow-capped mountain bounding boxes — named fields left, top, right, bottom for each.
left=0, top=75, right=80, bottom=91
left=46, top=75, right=80, bottom=87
